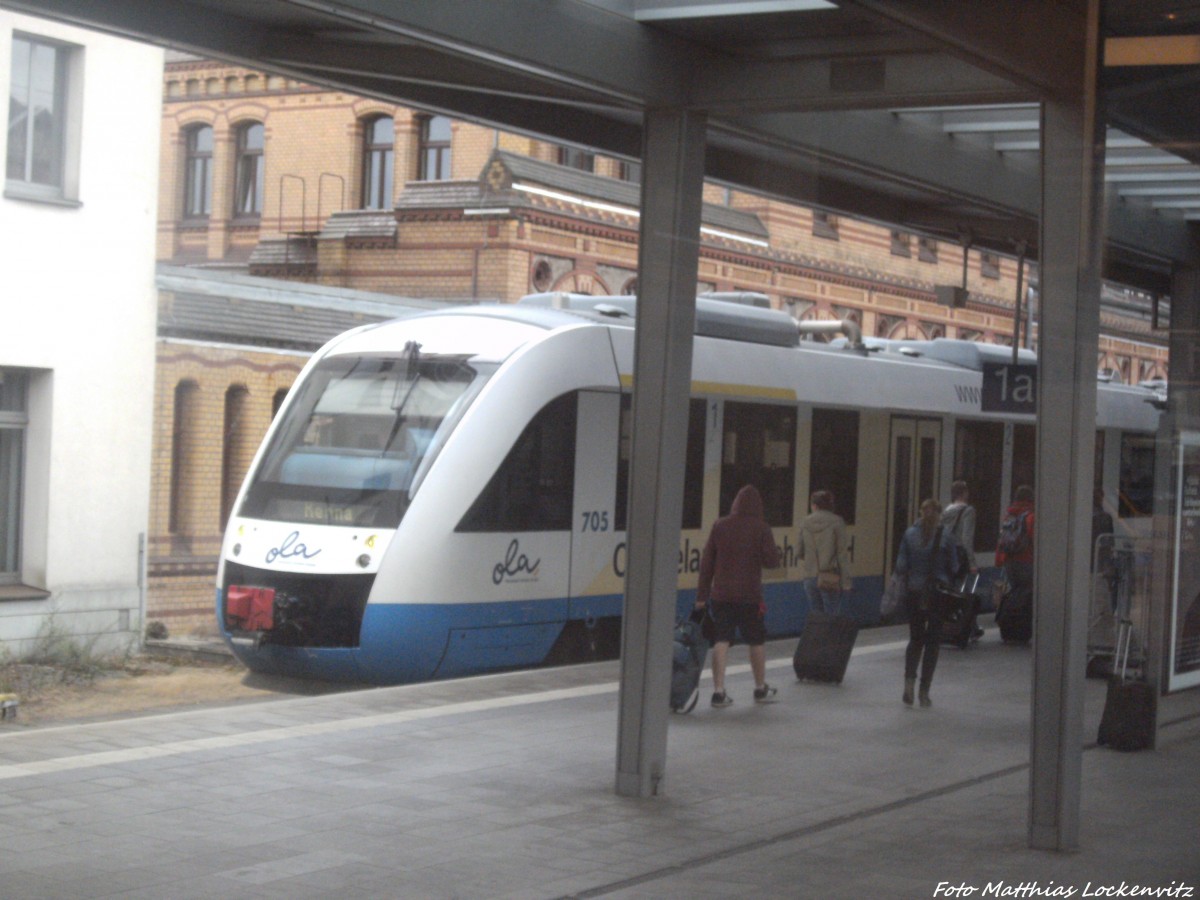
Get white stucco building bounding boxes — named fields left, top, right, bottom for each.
left=1, top=12, right=162, bottom=657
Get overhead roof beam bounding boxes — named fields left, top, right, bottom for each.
left=838, top=0, right=1086, bottom=98
left=0, top=0, right=272, bottom=59
left=688, top=52, right=1033, bottom=113
left=282, top=0, right=696, bottom=107
left=263, top=38, right=634, bottom=113
left=719, top=109, right=1040, bottom=218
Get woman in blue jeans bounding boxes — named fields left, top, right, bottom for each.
left=895, top=498, right=957, bottom=707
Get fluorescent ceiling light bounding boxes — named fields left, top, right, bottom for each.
left=635, top=1, right=835, bottom=22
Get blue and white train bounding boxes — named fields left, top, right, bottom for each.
left=217, top=292, right=1164, bottom=683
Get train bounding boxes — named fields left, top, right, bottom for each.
left=216, top=291, right=1164, bottom=684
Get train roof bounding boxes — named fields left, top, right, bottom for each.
left=325, top=294, right=1166, bottom=422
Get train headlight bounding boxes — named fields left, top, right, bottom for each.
left=233, top=543, right=242, bottom=557
left=356, top=554, right=371, bottom=569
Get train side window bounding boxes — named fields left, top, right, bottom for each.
left=614, top=395, right=704, bottom=531
left=1012, top=424, right=1036, bottom=495
left=954, top=420, right=1005, bottom=551
left=720, top=401, right=796, bottom=527
left=808, top=408, right=858, bottom=526
left=457, top=393, right=577, bottom=532
left=1119, top=432, right=1155, bottom=517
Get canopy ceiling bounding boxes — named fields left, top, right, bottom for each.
left=8, top=0, right=1200, bottom=290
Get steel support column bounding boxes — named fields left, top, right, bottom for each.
left=615, top=108, right=706, bottom=798
left=1028, top=0, right=1103, bottom=852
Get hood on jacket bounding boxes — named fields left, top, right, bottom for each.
left=804, top=509, right=841, bottom=532
left=730, top=484, right=765, bottom=519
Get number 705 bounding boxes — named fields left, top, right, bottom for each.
left=581, top=511, right=610, bottom=532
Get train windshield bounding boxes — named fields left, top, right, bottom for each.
left=239, top=348, right=483, bottom=528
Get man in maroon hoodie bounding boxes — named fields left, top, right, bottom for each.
left=694, top=484, right=782, bottom=706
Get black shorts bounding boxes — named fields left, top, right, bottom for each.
left=710, top=602, right=766, bottom=645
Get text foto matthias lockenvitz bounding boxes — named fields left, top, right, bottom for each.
left=935, top=882, right=1195, bottom=898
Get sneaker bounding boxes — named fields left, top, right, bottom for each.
left=711, top=691, right=733, bottom=708
left=753, top=683, right=778, bottom=704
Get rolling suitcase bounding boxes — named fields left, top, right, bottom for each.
left=1097, top=617, right=1156, bottom=751
left=670, top=611, right=709, bottom=713
left=938, top=575, right=981, bottom=649
left=793, top=611, right=858, bottom=683
left=995, top=583, right=1032, bottom=644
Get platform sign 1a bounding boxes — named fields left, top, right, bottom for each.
left=1170, top=431, right=1200, bottom=691
left=981, top=362, right=1037, bottom=414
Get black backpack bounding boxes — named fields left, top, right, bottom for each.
left=998, top=510, right=1031, bottom=557
left=947, top=506, right=972, bottom=580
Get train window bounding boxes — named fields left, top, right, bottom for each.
left=808, top=408, right=858, bottom=526
left=242, top=352, right=480, bottom=529
left=954, top=420, right=1005, bottom=551
left=614, top=396, right=704, bottom=531
left=1012, top=424, right=1036, bottom=497
left=458, top=393, right=577, bottom=532
left=721, top=402, right=796, bottom=527
left=1119, top=432, right=1156, bottom=517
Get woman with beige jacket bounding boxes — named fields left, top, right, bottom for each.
left=799, top=490, right=852, bottom=616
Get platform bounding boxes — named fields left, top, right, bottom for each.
left=2, top=625, right=1198, bottom=899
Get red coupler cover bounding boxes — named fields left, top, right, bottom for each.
left=226, top=586, right=275, bottom=631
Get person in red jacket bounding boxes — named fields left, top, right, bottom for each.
left=994, top=484, right=1036, bottom=643
left=694, top=484, right=782, bottom=707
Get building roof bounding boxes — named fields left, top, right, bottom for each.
left=317, top=210, right=398, bottom=241
left=156, top=265, right=461, bottom=351
left=393, top=150, right=768, bottom=240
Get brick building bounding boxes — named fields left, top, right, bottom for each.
left=149, top=55, right=1169, bottom=635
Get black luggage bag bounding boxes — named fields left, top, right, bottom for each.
left=1097, top=618, right=1156, bottom=751
left=995, top=583, right=1032, bottom=644
left=793, top=611, right=858, bottom=683
left=670, top=611, right=709, bottom=713
left=936, top=575, right=981, bottom=649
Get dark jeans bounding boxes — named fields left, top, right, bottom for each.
left=904, top=591, right=943, bottom=686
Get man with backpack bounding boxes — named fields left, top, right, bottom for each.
left=941, top=481, right=981, bottom=641
left=995, top=485, right=1036, bottom=643
left=941, top=480, right=977, bottom=579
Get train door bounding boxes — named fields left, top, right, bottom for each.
left=886, top=416, right=942, bottom=569
left=568, top=390, right=623, bottom=624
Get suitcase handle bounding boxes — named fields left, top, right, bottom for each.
left=1115, top=617, right=1134, bottom=681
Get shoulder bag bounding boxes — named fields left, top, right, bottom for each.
left=880, top=571, right=907, bottom=619
left=815, top=529, right=844, bottom=592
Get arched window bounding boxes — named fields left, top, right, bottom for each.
left=221, top=385, right=251, bottom=528
left=183, top=125, right=213, bottom=218
left=169, top=381, right=200, bottom=534
left=233, top=122, right=264, bottom=217
left=361, top=115, right=394, bottom=209
left=272, top=387, right=289, bottom=419
left=418, top=115, right=451, bottom=180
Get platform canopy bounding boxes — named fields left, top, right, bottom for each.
left=6, top=0, right=1199, bottom=290
left=8, top=0, right=1199, bottom=851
